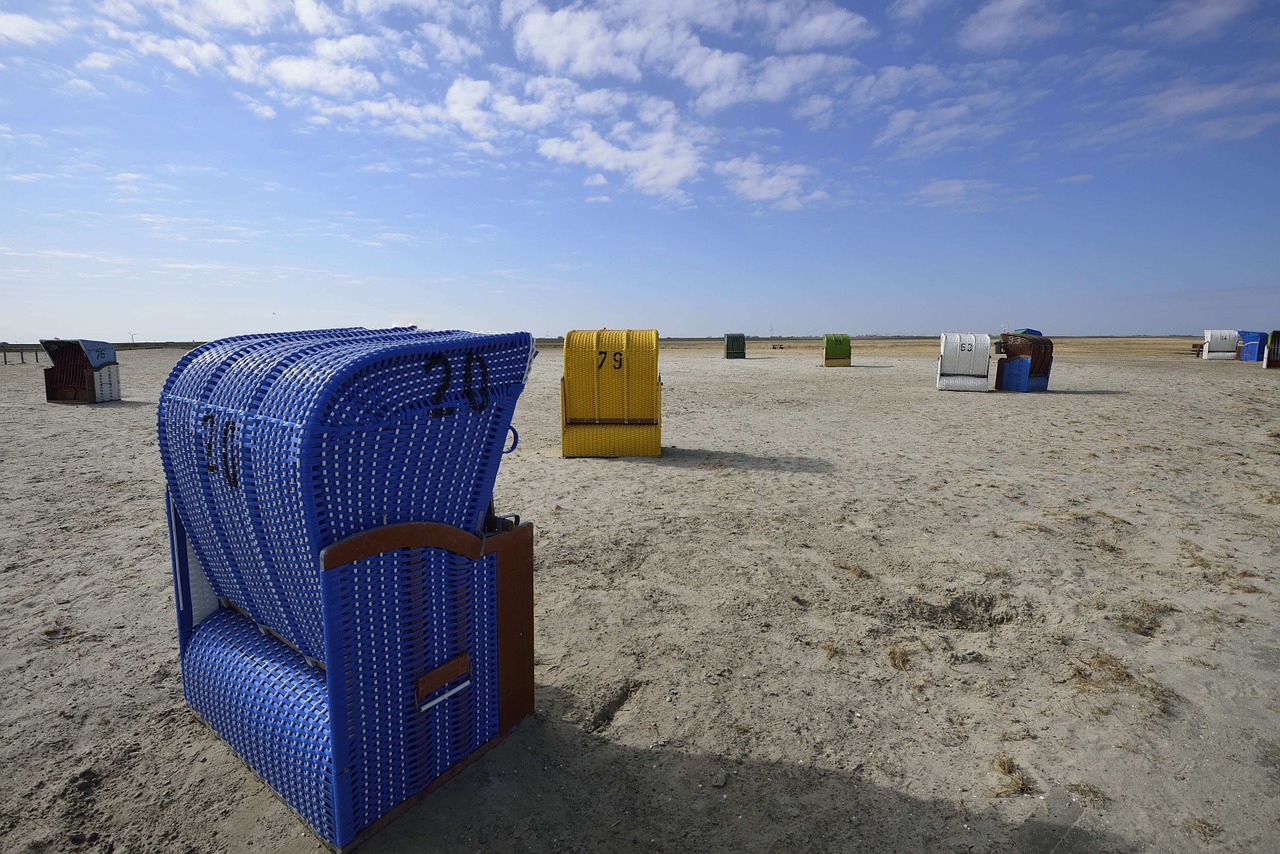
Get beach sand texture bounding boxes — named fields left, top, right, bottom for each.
left=1, top=338, right=1277, bottom=853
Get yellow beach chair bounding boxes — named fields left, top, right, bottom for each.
left=561, top=329, right=661, bottom=456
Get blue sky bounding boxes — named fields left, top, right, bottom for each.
left=2, top=0, right=1278, bottom=341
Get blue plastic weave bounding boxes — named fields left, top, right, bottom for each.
left=321, top=547, right=500, bottom=835
left=160, top=327, right=533, bottom=848
left=180, top=544, right=501, bottom=847
left=182, top=608, right=337, bottom=840
left=998, top=356, right=1031, bottom=392
left=159, top=327, right=534, bottom=659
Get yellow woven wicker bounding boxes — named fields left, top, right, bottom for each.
left=561, top=329, right=661, bottom=456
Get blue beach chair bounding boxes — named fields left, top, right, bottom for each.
left=995, top=332, right=1053, bottom=392
left=159, top=327, right=537, bottom=848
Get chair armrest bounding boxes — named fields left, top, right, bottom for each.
left=320, top=521, right=485, bottom=569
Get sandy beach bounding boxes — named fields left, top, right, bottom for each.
left=1, top=337, right=1277, bottom=853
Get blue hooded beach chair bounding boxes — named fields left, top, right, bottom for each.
left=158, top=326, right=537, bottom=848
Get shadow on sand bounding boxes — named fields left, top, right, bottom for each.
left=986, top=389, right=1124, bottom=397
left=630, top=446, right=835, bottom=474
left=364, top=685, right=1129, bottom=854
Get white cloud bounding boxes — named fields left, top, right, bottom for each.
left=235, top=93, right=278, bottom=118
left=348, top=0, right=468, bottom=17
left=1070, top=71, right=1280, bottom=151
left=672, top=43, right=856, bottom=112
left=755, top=53, right=855, bottom=102
left=397, top=41, right=430, bottom=69
left=1193, top=112, right=1280, bottom=141
left=509, top=5, right=643, bottom=80
left=1055, top=174, right=1092, bottom=184
left=585, top=195, right=610, bottom=203
left=60, top=78, right=102, bottom=97
left=794, top=93, right=834, bottom=128
left=312, top=92, right=447, bottom=138
left=671, top=42, right=752, bottom=111
left=227, top=43, right=267, bottom=81
left=714, top=155, right=823, bottom=210
left=226, top=40, right=381, bottom=96
left=161, top=262, right=230, bottom=270
left=849, top=64, right=949, bottom=107
left=908, top=178, right=1006, bottom=208
left=574, top=87, right=630, bottom=115
left=889, top=0, right=947, bottom=24
left=505, top=1, right=854, bottom=113
left=489, top=76, right=583, bottom=129
left=313, top=34, right=382, bottom=62
left=0, top=12, right=65, bottom=45
left=875, top=94, right=1011, bottom=157
left=538, top=110, right=702, bottom=202
left=958, top=0, right=1066, bottom=52
left=419, top=22, right=482, bottom=64
left=585, top=173, right=608, bottom=186
left=294, top=0, right=344, bottom=35
left=1078, top=78, right=1280, bottom=148
left=1140, top=79, right=1280, bottom=122
left=774, top=4, right=875, bottom=51
left=1129, top=0, right=1254, bottom=43
left=1079, top=48, right=1156, bottom=82
left=445, top=77, right=496, bottom=137
left=99, top=0, right=145, bottom=26
left=267, top=55, right=380, bottom=94
left=136, top=0, right=295, bottom=38
left=124, top=33, right=226, bottom=74
left=78, top=52, right=122, bottom=71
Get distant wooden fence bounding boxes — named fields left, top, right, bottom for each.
left=1, top=345, right=42, bottom=365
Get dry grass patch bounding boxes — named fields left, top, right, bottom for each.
left=837, top=561, right=871, bottom=579
left=1116, top=598, right=1178, bottom=637
left=1206, top=568, right=1268, bottom=594
left=991, top=754, right=1037, bottom=797
left=1179, top=540, right=1211, bottom=570
left=819, top=641, right=844, bottom=659
left=1186, top=817, right=1222, bottom=841
left=1071, top=652, right=1175, bottom=716
left=1065, top=782, right=1108, bottom=806
left=887, top=645, right=912, bottom=672
left=998, top=727, right=1036, bottom=743
left=899, top=591, right=1032, bottom=630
